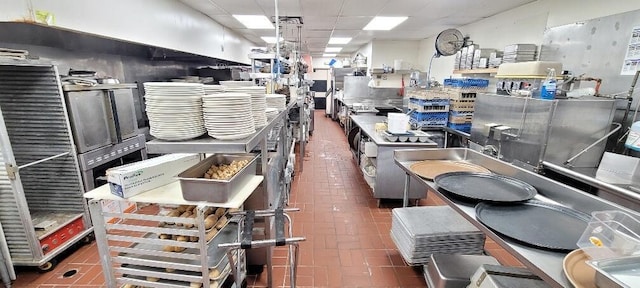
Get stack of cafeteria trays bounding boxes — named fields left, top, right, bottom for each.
left=502, top=44, right=537, bottom=63
left=391, top=206, right=485, bottom=265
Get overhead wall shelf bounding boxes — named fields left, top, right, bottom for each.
left=453, top=68, right=499, bottom=75
left=248, top=53, right=276, bottom=60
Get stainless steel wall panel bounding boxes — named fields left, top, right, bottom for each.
left=545, top=99, right=616, bottom=167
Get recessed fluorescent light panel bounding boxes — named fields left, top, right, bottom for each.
left=325, top=47, right=342, bottom=52
left=323, top=53, right=337, bottom=57
left=363, top=16, right=408, bottom=30
left=233, top=15, right=274, bottom=29
left=328, top=37, right=352, bottom=44
left=261, top=36, right=283, bottom=43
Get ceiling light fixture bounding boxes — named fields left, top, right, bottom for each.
left=261, top=36, right=283, bottom=43
left=328, top=37, right=352, bottom=44
left=363, top=16, right=408, bottom=30
left=323, top=53, right=337, bottom=57
left=325, top=47, right=342, bottom=52
left=233, top=15, right=274, bottom=29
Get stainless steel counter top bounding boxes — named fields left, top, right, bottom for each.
left=394, top=148, right=640, bottom=288
left=350, top=115, right=437, bottom=147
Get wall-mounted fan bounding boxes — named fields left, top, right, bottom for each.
left=426, top=29, right=472, bottom=87
left=435, top=29, right=467, bottom=57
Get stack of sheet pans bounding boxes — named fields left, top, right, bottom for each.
left=391, top=206, right=485, bottom=265
left=502, top=44, right=537, bottom=63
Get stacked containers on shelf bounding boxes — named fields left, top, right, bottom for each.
left=406, top=89, right=450, bottom=128
left=443, top=78, right=490, bottom=133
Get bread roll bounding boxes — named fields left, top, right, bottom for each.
left=209, top=280, right=219, bottom=288
left=162, top=246, right=175, bottom=252
left=190, top=282, right=202, bottom=288
left=166, top=268, right=175, bottom=273
left=184, top=214, right=197, bottom=229
left=146, top=276, right=159, bottom=282
left=215, top=216, right=228, bottom=230
left=174, top=236, right=189, bottom=252
left=176, top=205, right=189, bottom=213
left=214, top=208, right=225, bottom=218
left=205, top=227, right=218, bottom=241
left=189, top=235, right=199, bottom=242
left=204, top=214, right=218, bottom=230
left=209, top=268, right=220, bottom=279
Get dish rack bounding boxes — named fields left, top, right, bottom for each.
left=0, top=61, right=92, bottom=276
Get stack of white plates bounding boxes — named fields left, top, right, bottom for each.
left=265, top=108, right=279, bottom=121
left=220, top=80, right=254, bottom=87
left=265, top=94, right=287, bottom=112
left=144, top=82, right=205, bottom=141
left=202, top=93, right=256, bottom=140
left=204, top=85, right=224, bottom=94
left=226, top=87, right=268, bottom=128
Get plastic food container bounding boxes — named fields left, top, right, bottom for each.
left=178, top=154, right=258, bottom=202
left=577, top=210, right=640, bottom=260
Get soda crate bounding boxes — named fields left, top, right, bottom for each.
left=447, top=122, right=472, bottom=133
left=449, top=114, right=474, bottom=124
left=410, top=112, right=448, bottom=127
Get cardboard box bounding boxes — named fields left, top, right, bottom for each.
left=108, top=153, right=200, bottom=198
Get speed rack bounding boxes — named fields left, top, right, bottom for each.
left=219, top=208, right=305, bottom=288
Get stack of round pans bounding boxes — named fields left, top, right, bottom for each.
left=226, top=87, right=267, bottom=128
left=476, top=200, right=590, bottom=251
left=410, top=160, right=491, bottom=180
left=143, top=82, right=205, bottom=141
left=265, top=94, right=287, bottom=112
left=202, top=93, right=256, bottom=140
left=434, top=172, right=537, bottom=203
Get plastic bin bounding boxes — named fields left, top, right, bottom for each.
left=577, top=210, right=640, bottom=260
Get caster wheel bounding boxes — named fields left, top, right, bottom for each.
left=82, top=233, right=95, bottom=244
left=38, top=259, right=58, bottom=272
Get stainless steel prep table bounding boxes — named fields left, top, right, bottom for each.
left=394, top=148, right=640, bottom=288
left=350, top=115, right=438, bottom=203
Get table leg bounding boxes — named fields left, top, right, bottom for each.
left=403, top=173, right=410, bottom=207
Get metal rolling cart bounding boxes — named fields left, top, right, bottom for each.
left=84, top=100, right=298, bottom=288
left=0, top=61, right=93, bottom=275
left=84, top=180, right=262, bottom=288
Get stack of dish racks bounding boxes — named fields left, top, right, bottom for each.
left=406, top=78, right=489, bottom=133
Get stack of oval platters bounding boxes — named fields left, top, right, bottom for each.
left=144, top=82, right=205, bottom=141
left=265, top=94, right=287, bottom=112
left=219, top=80, right=254, bottom=87
left=226, top=87, right=268, bottom=128
left=202, top=93, right=256, bottom=140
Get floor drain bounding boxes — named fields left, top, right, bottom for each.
left=62, top=269, right=78, bottom=278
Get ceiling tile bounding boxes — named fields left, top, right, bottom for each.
left=303, top=16, right=338, bottom=29
left=340, top=0, right=389, bottom=16
left=331, top=29, right=363, bottom=38
left=256, top=0, right=302, bottom=16
left=301, top=0, right=344, bottom=16
left=210, top=0, right=265, bottom=14
left=379, top=0, right=429, bottom=17
left=303, top=29, right=333, bottom=38
left=334, top=16, right=372, bottom=30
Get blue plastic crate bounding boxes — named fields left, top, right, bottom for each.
left=444, top=78, right=489, bottom=88
left=410, top=112, right=448, bottom=126
left=447, top=122, right=472, bottom=133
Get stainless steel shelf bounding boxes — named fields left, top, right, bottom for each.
left=62, top=83, right=138, bottom=91
left=146, top=102, right=295, bottom=154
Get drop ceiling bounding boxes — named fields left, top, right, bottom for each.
left=180, top=0, right=535, bottom=57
